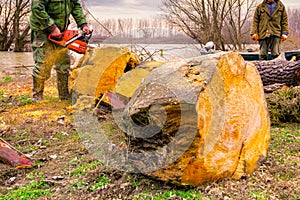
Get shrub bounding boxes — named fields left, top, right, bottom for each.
left=266, top=86, right=300, bottom=124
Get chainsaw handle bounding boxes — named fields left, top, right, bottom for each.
left=48, top=33, right=66, bottom=46
left=49, top=32, right=63, bottom=39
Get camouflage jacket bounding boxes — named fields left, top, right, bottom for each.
left=251, top=0, right=289, bottom=39
left=30, top=0, right=87, bottom=32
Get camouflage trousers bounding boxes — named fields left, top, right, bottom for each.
left=259, top=36, right=281, bottom=60
left=31, top=30, right=71, bottom=100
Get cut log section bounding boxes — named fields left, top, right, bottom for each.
left=72, top=49, right=270, bottom=186
left=116, top=52, right=270, bottom=186
left=71, top=46, right=139, bottom=104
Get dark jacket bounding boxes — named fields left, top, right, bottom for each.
left=30, top=0, right=87, bottom=32
left=251, top=0, right=289, bottom=40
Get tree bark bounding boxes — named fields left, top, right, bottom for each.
left=252, top=58, right=300, bottom=87
left=116, top=52, right=270, bottom=185
left=72, top=49, right=270, bottom=186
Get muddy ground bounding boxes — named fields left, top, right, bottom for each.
left=0, top=70, right=299, bottom=200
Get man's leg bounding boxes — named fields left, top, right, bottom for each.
left=31, top=41, right=54, bottom=102
left=270, top=36, right=281, bottom=59
left=259, top=39, right=269, bottom=60
left=55, top=47, right=71, bottom=100
left=32, top=74, right=45, bottom=102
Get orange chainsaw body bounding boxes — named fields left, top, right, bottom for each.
left=67, top=39, right=87, bottom=54
left=48, top=30, right=89, bottom=54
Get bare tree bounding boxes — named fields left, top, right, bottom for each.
left=0, top=0, right=30, bottom=52
left=162, top=0, right=258, bottom=50
left=81, top=1, right=114, bottom=37
left=225, top=0, right=258, bottom=50
left=0, top=1, right=14, bottom=50
left=161, top=0, right=229, bottom=50
left=13, top=0, right=31, bottom=52
left=287, top=8, right=300, bottom=37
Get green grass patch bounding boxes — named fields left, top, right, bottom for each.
left=153, top=189, right=202, bottom=200
left=130, top=177, right=141, bottom=188
left=17, top=95, right=32, bottom=105
left=2, top=76, right=12, bottom=83
left=270, top=124, right=300, bottom=149
left=26, top=171, right=46, bottom=179
left=249, top=189, right=269, bottom=200
left=19, top=143, right=39, bottom=152
left=53, top=132, right=65, bottom=139
left=6, top=130, right=31, bottom=142
left=88, top=174, right=110, bottom=191
left=268, top=124, right=300, bottom=181
left=70, top=160, right=103, bottom=178
left=72, top=181, right=88, bottom=189
left=0, top=180, right=51, bottom=200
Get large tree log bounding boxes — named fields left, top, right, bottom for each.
left=251, top=55, right=300, bottom=92
left=116, top=52, right=270, bottom=186
left=71, top=46, right=139, bottom=104
left=72, top=49, right=270, bottom=186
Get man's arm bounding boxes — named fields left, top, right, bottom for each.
left=30, top=0, right=56, bottom=32
left=281, top=5, right=289, bottom=35
left=250, top=6, right=260, bottom=36
left=71, top=0, right=88, bottom=29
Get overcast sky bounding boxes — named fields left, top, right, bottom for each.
left=84, top=0, right=163, bottom=19
left=84, top=0, right=300, bottom=19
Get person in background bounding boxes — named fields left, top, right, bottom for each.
left=30, top=0, right=91, bottom=102
left=250, top=0, right=289, bottom=60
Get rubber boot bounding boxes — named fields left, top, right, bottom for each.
left=32, top=78, right=44, bottom=102
left=57, top=73, right=71, bottom=100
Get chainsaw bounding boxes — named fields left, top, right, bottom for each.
left=48, top=29, right=93, bottom=54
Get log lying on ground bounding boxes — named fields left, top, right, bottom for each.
left=72, top=49, right=270, bottom=186
left=117, top=52, right=270, bottom=185
left=251, top=54, right=300, bottom=92
left=0, top=139, right=33, bottom=168
left=114, top=61, right=165, bottom=100
left=71, top=46, right=139, bottom=104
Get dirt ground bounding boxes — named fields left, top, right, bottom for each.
left=0, top=70, right=299, bottom=200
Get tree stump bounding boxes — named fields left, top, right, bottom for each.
left=72, top=49, right=270, bottom=186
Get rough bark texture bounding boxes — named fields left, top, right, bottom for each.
left=72, top=48, right=271, bottom=186
left=252, top=56, right=300, bottom=88
left=120, top=52, right=270, bottom=186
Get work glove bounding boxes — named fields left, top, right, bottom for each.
left=251, top=34, right=258, bottom=41
left=50, top=27, right=62, bottom=38
left=281, top=34, right=288, bottom=41
left=81, top=24, right=91, bottom=35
